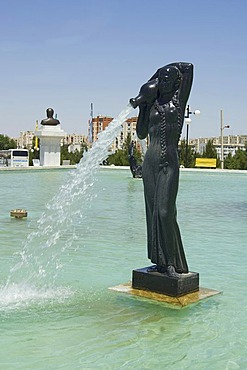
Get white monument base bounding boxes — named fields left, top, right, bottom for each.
left=36, top=126, right=66, bottom=167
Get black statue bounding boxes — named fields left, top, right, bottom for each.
left=128, top=141, right=142, bottom=178
left=41, top=108, right=60, bottom=126
left=130, top=62, right=193, bottom=278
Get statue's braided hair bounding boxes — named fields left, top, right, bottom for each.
left=154, top=91, right=182, bottom=167
left=172, top=91, right=183, bottom=143
left=154, top=100, right=167, bottom=166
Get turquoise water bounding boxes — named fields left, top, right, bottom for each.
left=0, top=168, right=246, bottom=369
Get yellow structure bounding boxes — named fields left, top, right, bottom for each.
left=109, top=282, right=221, bottom=308
left=10, top=209, right=28, bottom=219
left=195, top=158, right=217, bottom=168
left=35, top=120, right=39, bottom=149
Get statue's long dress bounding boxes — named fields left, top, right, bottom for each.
left=142, top=101, right=188, bottom=273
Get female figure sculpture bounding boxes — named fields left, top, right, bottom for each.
left=130, top=62, right=193, bottom=277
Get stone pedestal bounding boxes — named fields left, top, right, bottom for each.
left=36, top=126, right=66, bottom=167
left=132, top=266, right=199, bottom=297
left=109, top=282, right=221, bottom=308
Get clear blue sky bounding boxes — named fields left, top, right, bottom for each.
left=0, top=0, right=246, bottom=139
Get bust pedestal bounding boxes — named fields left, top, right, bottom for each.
left=36, top=125, right=66, bottom=167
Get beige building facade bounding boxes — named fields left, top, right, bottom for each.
left=88, top=115, right=144, bottom=153
left=189, top=135, right=247, bottom=159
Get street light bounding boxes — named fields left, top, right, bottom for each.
left=184, top=105, right=200, bottom=167
left=220, top=110, right=230, bottom=169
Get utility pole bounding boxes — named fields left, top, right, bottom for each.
left=220, top=110, right=230, bottom=170
left=89, top=103, right=93, bottom=143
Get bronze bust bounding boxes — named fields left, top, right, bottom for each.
left=41, top=108, right=60, bottom=126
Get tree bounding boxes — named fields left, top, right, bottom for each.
left=202, top=139, right=217, bottom=158
left=224, top=153, right=234, bottom=169
left=107, top=133, right=142, bottom=166
left=29, top=137, right=40, bottom=165
left=0, top=134, right=17, bottom=150
left=224, top=144, right=247, bottom=170
left=201, top=139, right=220, bottom=167
left=179, top=139, right=195, bottom=167
left=60, top=143, right=88, bottom=165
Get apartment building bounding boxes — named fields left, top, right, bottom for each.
left=189, top=135, right=247, bottom=159
left=113, top=117, right=140, bottom=152
left=63, top=134, right=87, bottom=146
left=89, top=116, right=113, bottom=143
left=88, top=115, right=144, bottom=153
left=17, top=131, right=86, bottom=151
left=17, top=131, right=35, bottom=149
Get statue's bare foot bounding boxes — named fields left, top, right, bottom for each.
left=167, top=265, right=181, bottom=278
left=147, top=265, right=158, bottom=272
left=147, top=265, right=166, bottom=273
left=157, top=265, right=166, bottom=273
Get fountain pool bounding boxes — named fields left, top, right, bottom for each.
left=0, top=168, right=246, bottom=369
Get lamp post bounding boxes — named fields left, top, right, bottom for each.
left=184, top=105, right=200, bottom=167
left=220, top=110, right=230, bottom=169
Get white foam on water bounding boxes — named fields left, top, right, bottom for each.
left=0, top=283, right=74, bottom=311
left=3, top=104, right=133, bottom=304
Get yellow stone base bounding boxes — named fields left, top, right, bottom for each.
left=109, top=282, right=221, bottom=308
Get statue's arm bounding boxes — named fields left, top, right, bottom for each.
left=136, top=104, right=150, bottom=140
left=166, top=62, right=193, bottom=108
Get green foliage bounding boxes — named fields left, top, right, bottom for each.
left=29, top=148, right=40, bottom=165
left=179, top=139, right=195, bottom=168
left=0, top=134, right=17, bottom=150
left=107, top=133, right=142, bottom=166
left=60, top=142, right=88, bottom=165
left=224, top=144, right=247, bottom=170
left=202, top=139, right=217, bottom=159
left=107, top=149, right=129, bottom=166
left=29, top=137, right=40, bottom=165
left=122, top=132, right=132, bottom=153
